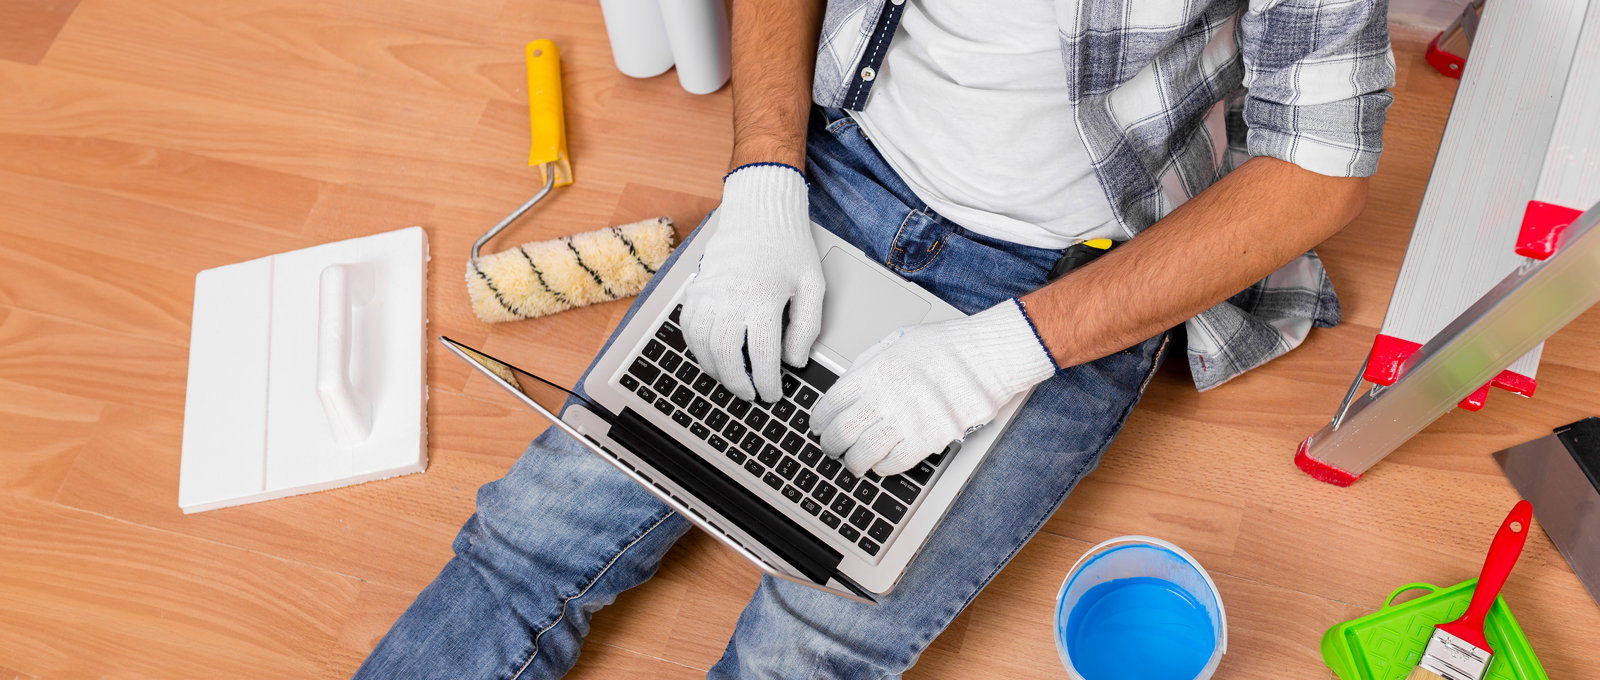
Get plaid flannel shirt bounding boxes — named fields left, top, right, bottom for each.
left=812, top=0, right=1395, bottom=390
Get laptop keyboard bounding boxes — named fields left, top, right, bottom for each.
left=617, top=304, right=951, bottom=559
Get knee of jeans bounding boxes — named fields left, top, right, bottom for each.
left=716, top=580, right=916, bottom=680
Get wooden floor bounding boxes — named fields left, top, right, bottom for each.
left=2, top=1, right=1596, bottom=676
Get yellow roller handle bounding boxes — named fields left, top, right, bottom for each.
left=526, top=40, right=573, bottom=187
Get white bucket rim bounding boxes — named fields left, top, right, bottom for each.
left=1053, top=535, right=1228, bottom=680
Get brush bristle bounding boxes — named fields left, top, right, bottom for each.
left=1405, top=666, right=1446, bottom=680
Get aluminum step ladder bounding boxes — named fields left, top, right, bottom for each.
left=1295, top=0, right=1600, bottom=485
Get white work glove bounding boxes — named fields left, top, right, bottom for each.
left=810, top=299, right=1058, bottom=476
left=681, top=163, right=825, bottom=403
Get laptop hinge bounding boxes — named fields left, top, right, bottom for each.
left=609, top=407, right=844, bottom=585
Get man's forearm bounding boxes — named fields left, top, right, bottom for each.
left=729, top=0, right=825, bottom=169
left=1021, top=156, right=1368, bottom=368
left=728, top=0, right=824, bottom=170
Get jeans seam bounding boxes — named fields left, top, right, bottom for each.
left=508, top=508, right=678, bottom=680
left=904, top=333, right=1170, bottom=663
left=886, top=210, right=948, bottom=274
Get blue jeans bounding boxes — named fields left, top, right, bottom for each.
left=355, top=108, right=1170, bottom=679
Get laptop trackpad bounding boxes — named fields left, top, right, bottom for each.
left=815, top=247, right=932, bottom=364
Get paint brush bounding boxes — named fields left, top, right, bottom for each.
left=1406, top=500, right=1533, bottom=680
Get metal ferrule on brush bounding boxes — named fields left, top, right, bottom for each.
left=1417, top=629, right=1492, bottom=680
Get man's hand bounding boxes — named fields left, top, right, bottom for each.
left=809, top=300, right=1057, bottom=476
left=682, top=165, right=824, bottom=402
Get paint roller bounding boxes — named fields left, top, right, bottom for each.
left=467, top=40, right=677, bottom=324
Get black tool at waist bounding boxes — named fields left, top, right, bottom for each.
left=1048, top=238, right=1118, bottom=282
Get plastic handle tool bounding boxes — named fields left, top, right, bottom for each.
left=1438, top=500, right=1534, bottom=653
left=526, top=39, right=573, bottom=187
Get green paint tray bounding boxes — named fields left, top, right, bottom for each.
left=1321, top=581, right=1546, bottom=680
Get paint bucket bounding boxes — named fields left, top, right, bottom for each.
left=1054, top=536, right=1227, bottom=680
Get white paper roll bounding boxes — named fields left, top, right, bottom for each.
left=659, top=0, right=731, bottom=95
left=600, top=0, right=675, bottom=79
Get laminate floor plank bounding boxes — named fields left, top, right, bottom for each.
left=0, top=494, right=361, bottom=679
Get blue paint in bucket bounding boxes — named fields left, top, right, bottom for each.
left=1054, top=537, right=1226, bottom=680
left=1063, top=577, right=1216, bottom=680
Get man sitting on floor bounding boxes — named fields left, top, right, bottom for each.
left=356, top=0, right=1392, bottom=676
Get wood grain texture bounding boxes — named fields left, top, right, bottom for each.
left=1, top=6, right=1596, bottom=679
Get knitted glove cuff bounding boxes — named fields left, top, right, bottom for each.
left=719, top=163, right=811, bottom=240
left=724, top=162, right=807, bottom=184
left=960, top=299, right=1060, bottom=394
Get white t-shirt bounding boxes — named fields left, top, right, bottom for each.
left=850, top=0, right=1121, bottom=249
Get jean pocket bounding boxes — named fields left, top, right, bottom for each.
left=824, top=114, right=869, bottom=143
left=887, top=209, right=951, bottom=274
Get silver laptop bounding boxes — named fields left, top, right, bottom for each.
left=443, top=210, right=1031, bottom=602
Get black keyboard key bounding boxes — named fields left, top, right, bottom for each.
left=864, top=470, right=880, bottom=482
left=724, top=421, right=747, bottom=442
left=656, top=323, right=687, bottom=351
left=881, top=475, right=921, bottom=504
left=817, top=456, right=842, bottom=478
left=758, top=444, right=782, bottom=467
left=671, top=385, right=695, bottom=408
left=642, top=339, right=666, bottom=361
left=771, top=400, right=796, bottom=422
left=744, top=409, right=768, bottom=430
left=858, top=537, right=880, bottom=555
left=838, top=524, right=860, bottom=542
left=628, top=358, right=660, bottom=384
left=811, top=481, right=837, bottom=504
left=781, top=485, right=802, bottom=503
left=689, top=422, right=710, bottom=440
left=743, top=459, right=762, bottom=476
left=776, top=456, right=800, bottom=479
left=659, top=351, right=682, bottom=373
left=852, top=482, right=877, bottom=504
left=829, top=495, right=855, bottom=517
left=906, top=461, right=936, bottom=485
left=710, top=384, right=733, bottom=407
left=801, top=497, right=822, bottom=516
left=652, top=374, right=677, bottom=395
left=669, top=304, right=682, bottom=324
left=795, top=468, right=819, bottom=492
left=620, top=374, right=640, bottom=392
left=672, top=411, right=692, bottom=428
left=791, top=359, right=839, bottom=392
left=791, top=411, right=810, bottom=434
left=728, top=398, right=751, bottom=418
left=819, top=511, right=841, bottom=528
left=674, top=362, right=698, bottom=383
left=689, top=397, right=712, bottom=419
left=782, top=374, right=799, bottom=397
left=762, top=420, right=786, bottom=442
left=709, top=435, right=729, bottom=453
left=872, top=494, right=907, bottom=523
left=725, top=447, right=745, bottom=464
left=693, top=374, right=716, bottom=395
left=849, top=506, right=873, bottom=530
left=741, top=432, right=763, bottom=455
left=654, top=398, right=673, bottom=415
left=799, top=444, right=822, bottom=466
left=835, top=470, right=858, bottom=493
left=707, top=409, right=730, bottom=430
left=762, top=472, right=783, bottom=490
left=636, top=386, right=657, bottom=402
left=795, top=386, right=819, bottom=408
left=868, top=518, right=894, bottom=542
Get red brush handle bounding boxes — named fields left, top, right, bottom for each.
left=1437, top=500, right=1533, bottom=652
